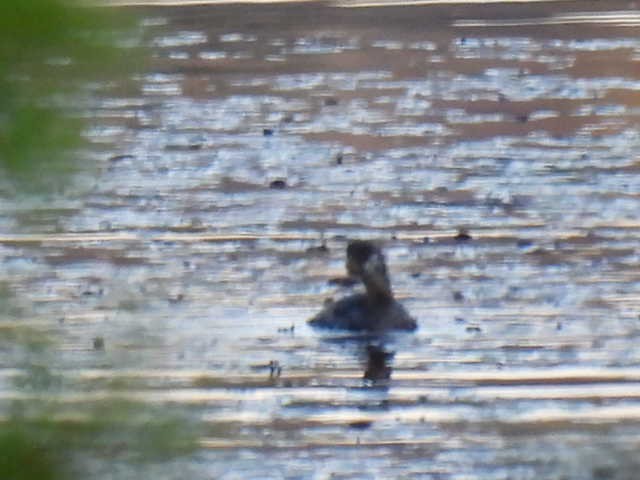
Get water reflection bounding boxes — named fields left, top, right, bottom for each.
left=3, top=0, right=640, bottom=478
left=363, top=344, right=394, bottom=382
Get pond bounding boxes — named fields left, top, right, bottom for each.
left=2, top=0, right=640, bottom=478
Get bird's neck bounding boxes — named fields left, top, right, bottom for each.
left=362, top=273, right=393, bottom=305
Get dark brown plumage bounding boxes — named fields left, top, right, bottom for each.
left=309, top=241, right=417, bottom=332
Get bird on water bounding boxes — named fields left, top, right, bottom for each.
left=308, top=240, right=417, bottom=332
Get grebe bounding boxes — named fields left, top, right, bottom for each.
left=308, top=240, right=417, bottom=332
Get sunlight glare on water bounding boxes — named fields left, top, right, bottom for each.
left=2, top=0, right=640, bottom=478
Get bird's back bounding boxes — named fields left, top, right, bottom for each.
left=309, top=293, right=416, bottom=332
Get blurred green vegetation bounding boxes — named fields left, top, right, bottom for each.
left=0, top=282, right=24, bottom=318
left=0, top=0, right=140, bottom=192
left=0, top=2, right=201, bottom=479
left=1, top=399, right=199, bottom=480
left=0, top=291, right=200, bottom=480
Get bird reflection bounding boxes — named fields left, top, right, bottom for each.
left=363, top=344, right=394, bottom=382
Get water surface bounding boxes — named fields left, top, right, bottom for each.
left=2, top=1, right=640, bottom=478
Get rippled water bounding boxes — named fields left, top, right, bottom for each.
left=2, top=1, right=640, bottom=478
